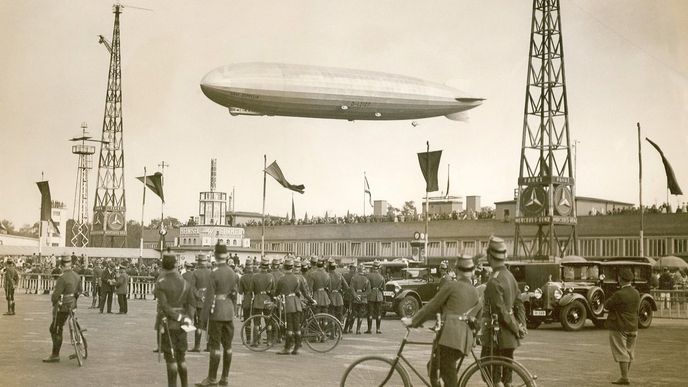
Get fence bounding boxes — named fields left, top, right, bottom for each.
left=650, top=289, right=688, bottom=319
left=1, top=273, right=157, bottom=299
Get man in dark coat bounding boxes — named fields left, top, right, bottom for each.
left=43, top=255, right=82, bottom=363
left=307, top=256, right=331, bottom=314
left=99, top=260, right=117, bottom=313
left=189, top=254, right=211, bottom=352
left=402, top=255, right=481, bottom=387
left=115, top=266, right=129, bottom=314
left=605, top=268, right=640, bottom=385
left=365, top=260, right=386, bottom=334
left=350, top=265, right=370, bottom=334
left=275, top=258, right=311, bottom=355
left=156, top=253, right=195, bottom=387
left=480, top=236, right=527, bottom=385
left=196, top=243, right=238, bottom=387
left=341, top=264, right=356, bottom=333
left=3, top=260, right=19, bottom=315
left=327, top=258, right=349, bottom=324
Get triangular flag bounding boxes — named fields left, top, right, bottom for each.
left=646, top=138, right=683, bottom=195
left=265, top=161, right=305, bottom=194
left=137, top=172, right=165, bottom=202
left=364, top=174, right=373, bottom=207
left=417, top=150, right=443, bottom=192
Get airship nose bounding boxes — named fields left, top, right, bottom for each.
left=200, top=68, right=230, bottom=102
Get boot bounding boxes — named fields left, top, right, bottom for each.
left=195, top=351, right=220, bottom=386
left=189, top=330, right=202, bottom=352
left=219, top=350, right=232, bottom=385
left=355, top=319, right=362, bottom=334
left=364, top=317, right=372, bottom=334
left=42, top=354, right=60, bottom=363
left=611, top=362, right=630, bottom=385
left=3, top=302, right=10, bottom=315
left=166, top=362, right=179, bottom=387
left=291, top=333, right=301, bottom=355
left=376, top=317, right=382, bottom=334
left=277, top=336, right=293, bottom=355
left=11, top=301, right=15, bottom=315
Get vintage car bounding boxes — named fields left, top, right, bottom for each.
left=523, top=257, right=657, bottom=331
left=383, top=267, right=443, bottom=317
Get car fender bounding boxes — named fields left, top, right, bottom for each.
left=558, top=292, right=586, bottom=308
left=395, top=289, right=422, bottom=305
left=639, top=293, right=658, bottom=311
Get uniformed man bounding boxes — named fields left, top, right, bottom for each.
left=350, top=265, right=371, bottom=334
left=402, top=255, right=481, bottom=387
left=3, top=259, right=19, bottom=315
left=341, top=264, right=356, bottom=333
left=438, top=260, right=453, bottom=289
left=327, top=258, right=349, bottom=324
left=238, top=263, right=254, bottom=322
left=91, top=261, right=103, bottom=308
left=156, top=253, right=195, bottom=387
left=196, top=243, right=238, bottom=387
left=307, top=256, right=331, bottom=314
left=43, top=255, right=82, bottom=363
left=182, top=262, right=195, bottom=284
left=270, top=258, right=284, bottom=285
left=189, top=254, right=211, bottom=353
left=275, top=258, right=311, bottom=355
left=99, top=260, right=117, bottom=314
left=295, top=258, right=311, bottom=298
left=249, top=257, right=274, bottom=346
left=480, top=236, right=527, bottom=386
left=365, top=260, right=386, bottom=334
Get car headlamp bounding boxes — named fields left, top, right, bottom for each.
left=554, top=288, right=563, bottom=300
left=534, top=288, right=543, bottom=299
left=599, top=274, right=605, bottom=281
left=390, top=281, right=402, bottom=294
left=524, top=285, right=530, bottom=292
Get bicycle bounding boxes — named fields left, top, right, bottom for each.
left=240, top=298, right=342, bottom=353
left=66, top=307, right=88, bottom=367
left=340, top=315, right=536, bottom=387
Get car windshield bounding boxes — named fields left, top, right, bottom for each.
left=402, top=268, right=428, bottom=279
left=562, top=264, right=599, bottom=281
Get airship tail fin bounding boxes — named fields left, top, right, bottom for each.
left=445, top=112, right=469, bottom=122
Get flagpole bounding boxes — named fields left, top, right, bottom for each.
left=638, top=122, right=644, bottom=257
left=261, top=155, right=267, bottom=257
left=140, top=166, right=146, bottom=259
left=424, top=141, right=429, bottom=266
left=363, top=172, right=366, bottom=217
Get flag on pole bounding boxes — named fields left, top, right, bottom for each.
left=646, top=138, right=683, bottom=195
left=36, top=181, right=60, bottom=236
left=364, top=174, right=373, bottom=207
left=445, top=164, right=450, bottom=198
left=136, top=172, right=165, bottom=202
left=417, top=150, right=443, bottom=192
left=265, top=161, right=305, bottom=194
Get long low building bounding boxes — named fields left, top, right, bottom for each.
left=243, top=213, right=688, bottom=261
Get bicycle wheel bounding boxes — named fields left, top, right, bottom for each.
left=75, top=319, right=88, bottom=360
left=240, top=315, right=278, bottom=352
left=303, top=313, right=342, bottom=353
left=340, top=355, right=411, bottom=387
left=68, top=318, right=83, bottom=367
left=458, top=357, right=536, bottom=387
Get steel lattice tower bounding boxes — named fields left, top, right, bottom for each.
left=70, top=123, right=96, bottom=247
left=514, top=0, right=577, bottom=260
left=92, top=4, right=127, bottom=247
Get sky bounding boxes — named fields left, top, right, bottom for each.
left=1, top=0, right=687, bottom=228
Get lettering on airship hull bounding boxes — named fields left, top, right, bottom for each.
left=348, top=101, right=371, bottom=108
left=228, top=91, right=260, bottom=100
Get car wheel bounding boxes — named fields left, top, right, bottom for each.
left=560, top=300, right=587, bottom=331
left=587, top=287, right=605, bottom=316
left=397, top=296, right=419, bottom=318
left=638, top=299, right=653, bottom=329
left=526, top=320, right=541, bottom=330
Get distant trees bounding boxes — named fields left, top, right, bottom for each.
left=401, top=201, right=417, bottom=217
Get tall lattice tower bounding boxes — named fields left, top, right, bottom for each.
left=70, top=123, right=96, bottom=247
left=514, top=0, right=577, bottom=260
left=92, top=4, right=127, bottom=247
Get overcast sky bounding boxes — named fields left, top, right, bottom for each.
left=1, top=0, right=686, bottom=228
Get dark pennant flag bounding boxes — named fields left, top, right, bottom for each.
left=417, top=150, right=443, bottom=192
left=265, top=161, right=305, bottom=194
left=646, top=138, right=683, bottom=195
left=137, top=172, right=165, bottom=202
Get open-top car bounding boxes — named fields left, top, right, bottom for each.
left=523, top=257, right=657, bottom=331
left=383, top=267, right=441, bottom=318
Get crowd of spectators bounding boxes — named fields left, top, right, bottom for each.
left=593, top=202, right=688, bottom=216
left=237, top=208, right=497, bottom=227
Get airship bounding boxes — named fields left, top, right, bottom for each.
left=200, top=62, right=484, bottom=121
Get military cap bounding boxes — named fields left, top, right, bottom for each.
left=372, top=259, right=381, bottom=269
left=284, top=257, right=294, bottom=269
left=439, top=260, right=449, bottom=269
left=327, top=257, right=336, bottom=267
left=184, top=261, right=194, bottom=268
left=228, top=259, right=236, bottom=268
left=619, top=268, right=634, bottom=282
left=162, top=253, right=176, bottom=270
left=60, top=255, right=72, bottom=264
left=197, top=253, right=208, bottom=262
left=260, top=256, right=270, bottom=267
left=455, top=254, right=475, bottom=272
left=271, top=258, right=280, bottom=266
left=348, top=263, right=356, bottom=269
left=487, top=236, right=508, bottom=260
left=214, top=242, right=229, bottom=260
left=357, top=264, right=366, bottom=272
left=310, top=255, right=319, bottom=265
left=293, top=260, right=302, bottom=269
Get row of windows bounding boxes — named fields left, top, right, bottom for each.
left=251, top=236, right=688, bottom=259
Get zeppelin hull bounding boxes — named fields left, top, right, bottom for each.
left=200, top=63, right=483, bottom=121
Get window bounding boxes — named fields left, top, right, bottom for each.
left=351, top=242, right=361, bottom=256
left=381, top=242, right=392, bottom=257
left=445, top=241, right=458, bottom=256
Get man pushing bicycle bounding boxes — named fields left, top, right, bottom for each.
left=402, top=255, right=481, bottom=387
left=43, top=255, right=82, bottom=363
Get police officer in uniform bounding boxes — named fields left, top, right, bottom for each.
left=365, top=260, right=385, bottom=334
left=402, top=255, right=481, bottom=387
left=196, top=243, right=238, bottom=387
left=438, top=260, right=453, bottom=289
left=43, top=255, right=82, bottom=363
left=275, top=258, right=312, bottom=355
left=307, top=256, right=331, bottom=314
left=249, top=257, right=274, bottom=346
left=156, top=253, right=195, bottom=387
left=91, top=261, right=103, bottom=308
left=350, top=265, right=371, bottom=334
left=341, top=264, right=356, bottom=333
left=480, top=237, right=527, bottom=386
left=327, top=258, right=349, bottom=324
left=3, top=259, right=19, bottom=315
left=182, top=262, right=195, bottom=284
left=189, top=254, right=211, bottom=353
left=238, top=263, right=254, bottom=322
